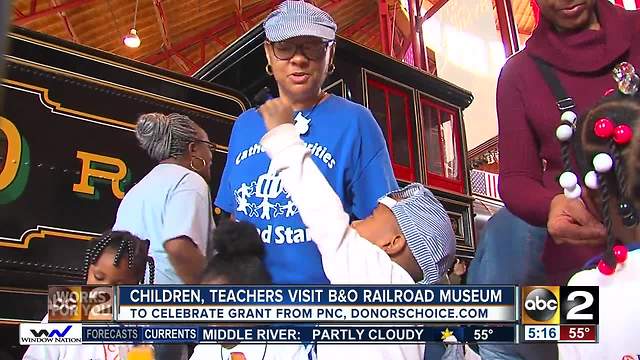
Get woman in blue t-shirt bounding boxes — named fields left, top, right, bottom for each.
left=215, top=1, right=397, bottom=284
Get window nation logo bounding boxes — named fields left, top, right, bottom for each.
left=19, top=323, right=82, bottom=345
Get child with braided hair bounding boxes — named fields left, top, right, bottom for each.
left=83, top=230, right=155, bottom=285
left=23, top=231, right=155, bottom=360
left=551, top=62, right=640, bottom=359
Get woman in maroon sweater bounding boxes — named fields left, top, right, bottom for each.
left=498, top=0, right=640, bottom=283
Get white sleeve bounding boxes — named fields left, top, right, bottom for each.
left=268, top=344, right=311, bottom=360
left=162, top=177, right=212, bottom=254
left=189, top=344, right=219, bottom=360
left=22, top=316, right=61, bottom=360
left=261, top=124, right=413, bottom=285
left=318, top=343, right=425, bottom=360
left=22, top=345, right=61, bottom=360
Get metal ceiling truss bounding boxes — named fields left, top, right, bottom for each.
left=13, top=0, right=100, bottom=26
left=143, top=0, right=346, bottom=75
left=13, top=0, right=438, bottom=76
left=50, top=0, right=80, bottom=43
left=342, top=10, right=377, bottom=38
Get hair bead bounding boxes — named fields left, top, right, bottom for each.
left=559, top=171, right=578, bottom=189
left=564, top=184, right=582, bottom=199
left=561, top=110, right=577, bottom=125
left=593, top=153, right=613, bottom=173
left=613, top=124, right=633, bottom=145
left=597, top=259, right=615, bottom=275
left=556, top=124, right=573, bottom=141
left=594, top=118, right=614, bottom=138
left=618, top=202, right=637, bottom=227
left=584, top=171, right=599, bottom=189
left=613, top=244, right=629, bottom=263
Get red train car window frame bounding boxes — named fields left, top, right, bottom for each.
left=419, top=95, right=464, bottom=193
left=366, top=77, right=416, bottom=182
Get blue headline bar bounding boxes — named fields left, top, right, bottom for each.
left=117, top=286, right=515, bottom=306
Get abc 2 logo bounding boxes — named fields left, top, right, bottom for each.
left=47, top=285, right=113, bottom=322
left=521, top=286, right=599, bottom=325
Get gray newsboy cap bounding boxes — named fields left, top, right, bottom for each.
left=379, top=183, right=456, bottom=284
left=263, top=1, right=337, bottom=42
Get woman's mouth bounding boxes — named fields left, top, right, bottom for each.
left=559, top=3, right=586, bottom=18
left=289, top=72, right=311, bottom=84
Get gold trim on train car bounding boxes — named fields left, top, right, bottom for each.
left=0, top=287, right=48, bottom=295
left=0, top=227, right=96, bottom=249
left=9, top=32, right=248, bottom=112
left=2, top=80, right=229, bottom=153
left=6, top=57, right=237, bottom=122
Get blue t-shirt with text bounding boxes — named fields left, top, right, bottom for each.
left=215, top=95, right=398, bottom=284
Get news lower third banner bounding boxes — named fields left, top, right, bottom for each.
left=19, top=323, right=517, bottom=345
left=48, top=285, right=516, bottom=323
left=117, top=285, right=516, bottom=323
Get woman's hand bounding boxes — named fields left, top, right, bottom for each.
left=547, top=194, right=607, bottom=246
left=259, top=97, right=294, bottom=131
left=452, top=259, right=467, bottom=276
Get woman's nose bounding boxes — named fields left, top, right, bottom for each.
left=290, top=51, right=310, bottom=66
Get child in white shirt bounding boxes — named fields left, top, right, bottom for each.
left=258, top=99, right=458, bottom=359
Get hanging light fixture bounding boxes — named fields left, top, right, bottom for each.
left=123, top=0, right=141, bottom=48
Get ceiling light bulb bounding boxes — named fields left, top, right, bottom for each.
left=124, top=29, right=141, bottom=48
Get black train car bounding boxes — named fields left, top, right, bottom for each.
left=0, top=27, right=247, bottom=357
left=195, top=25, right=476, bottom=260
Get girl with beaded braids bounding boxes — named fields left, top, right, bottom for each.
left=23, top=231, right=154, bottom=360
left=554, top=62, right=640, bottom=359
left=83, top=230, right=155, bottom=285
left=113, top=113, right=215, bottom=286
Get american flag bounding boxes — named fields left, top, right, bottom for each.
left=470, top=169, right=500, bottom=200
left=609, top=0, right=640, bottom=10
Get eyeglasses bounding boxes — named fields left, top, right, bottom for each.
left=269, top=40, right=333, bottom=61
left=193, top=139, right=217, bottom=153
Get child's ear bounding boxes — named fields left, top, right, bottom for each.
left=382, top=234, right=406, bottom=256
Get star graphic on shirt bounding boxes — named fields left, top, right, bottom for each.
left=441, top=328, right=454, bottom=341
left=272, top=203, right=285, bottom=217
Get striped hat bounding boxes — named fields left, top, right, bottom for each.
left=263, top=1, right=337, bottom=42
left=379, top=183, right=456, bottom=284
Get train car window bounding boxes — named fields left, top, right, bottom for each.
left=367, top=85, right=388, bottom=140
left=420, top=95, right=464, bottom=193
left=366, top=77, right=416, bottom=182
left=388, top=91, right=411, bottom=168
left=440, top=111, right=459, bottom=180
left=424, top=106, right=444, bottom=175
left=324, top=80, right=345, bottom=98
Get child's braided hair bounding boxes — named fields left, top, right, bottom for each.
left=82, top=230, right=155, bottom=284
left=569, top=62, right=640, bottom=274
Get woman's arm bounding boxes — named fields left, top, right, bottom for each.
left=164, top=237, right=205, bottom=284
left=348, top=109, right=399, bottom=219
left=496, top=65, right=558, bottom=227
left=498, top=64, right=605, bottom=244
left=163, top=183, right=210, bottom=284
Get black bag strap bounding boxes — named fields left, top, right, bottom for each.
left=531, top=57, right=576, bottom=113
